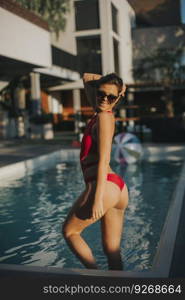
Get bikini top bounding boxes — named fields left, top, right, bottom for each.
left=80, top=111, right=113, bottom=170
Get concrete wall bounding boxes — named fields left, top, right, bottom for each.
left=110, top=0, right=135, bottom=83
left=0, top=7, right=51, bottom=67
left=50, top=0, right=77, bottom=55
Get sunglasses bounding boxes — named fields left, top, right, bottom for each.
left=96, top=90, right=119, bottom=103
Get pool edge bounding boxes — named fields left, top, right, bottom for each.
left=151, top=160, right=185, bottom=277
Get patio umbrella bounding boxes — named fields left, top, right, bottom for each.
left=112, top=132, right=143, bottom=164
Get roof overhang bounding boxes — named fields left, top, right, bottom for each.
left=47, top=79, right=83, bottom=91
left=33, top=66, right=80, bottom=82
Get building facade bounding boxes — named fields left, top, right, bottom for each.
left=0, top=0, right=80, bottom=139
left=0, top=0, right=135, bottom=138
left=49, top=0, right=135, bottom=132
left=51, top=0, right=135, bottom=83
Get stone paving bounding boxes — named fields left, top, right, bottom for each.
left=0, top=135, right=80, bottom=167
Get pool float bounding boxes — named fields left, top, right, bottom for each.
left=112, top=132, right=143, bottom=164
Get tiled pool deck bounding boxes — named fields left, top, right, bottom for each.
left=0, top=138, right=185, bottom=278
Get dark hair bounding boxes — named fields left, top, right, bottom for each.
left=96, top=73, right=124, bottom=94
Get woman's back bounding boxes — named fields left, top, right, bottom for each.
left=80, top=111, right=114, bottom=181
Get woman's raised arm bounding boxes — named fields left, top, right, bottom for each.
left=82, top=73, right=102, bottom=109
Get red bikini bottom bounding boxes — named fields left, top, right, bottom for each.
left=84, top=173, right=125, bottom=191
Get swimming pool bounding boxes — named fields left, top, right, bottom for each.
left=0, top=146, right=183, bottom=272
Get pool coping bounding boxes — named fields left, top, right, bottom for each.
left=152, top=158, right=185, bottom=276
left=0, top=145, right=185, bottom=278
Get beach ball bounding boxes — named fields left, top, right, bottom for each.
left=112, top=132, right=143, bottom=164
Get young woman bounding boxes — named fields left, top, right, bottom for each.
left=62, top=73, right=129, bottom=270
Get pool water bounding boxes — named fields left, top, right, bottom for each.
left=0, top=158, right=183, bottom=271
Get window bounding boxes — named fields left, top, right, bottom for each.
left=52, top=46, right=79, bottom=72
left=76, top=35, right=102, bottom=74
left=111, top=3, right=118, bottom=33
left=74, top=0, right=100, bottom=31
left=180, top=0, right=185, bottom=23
left=113, top=38, right=120, bottom=75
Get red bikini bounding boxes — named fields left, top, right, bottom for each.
left=80, top=111, right=125, bottom=191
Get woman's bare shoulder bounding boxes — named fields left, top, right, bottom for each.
left=97, top=111, right=115, bottom=119
left=96, top=112, right=115, bottom=130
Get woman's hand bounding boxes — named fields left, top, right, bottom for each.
left=92, top=199, right=104, bottom=220
left=83, top=73, right=102, bottom=83
left=119, top=85, right=127, bottom=97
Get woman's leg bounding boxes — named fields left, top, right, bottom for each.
left=100, top=183, right=129, bottom=270
left=62, top=183, right=99, bottom=269
left=61, top=180, right=123, bottom=269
